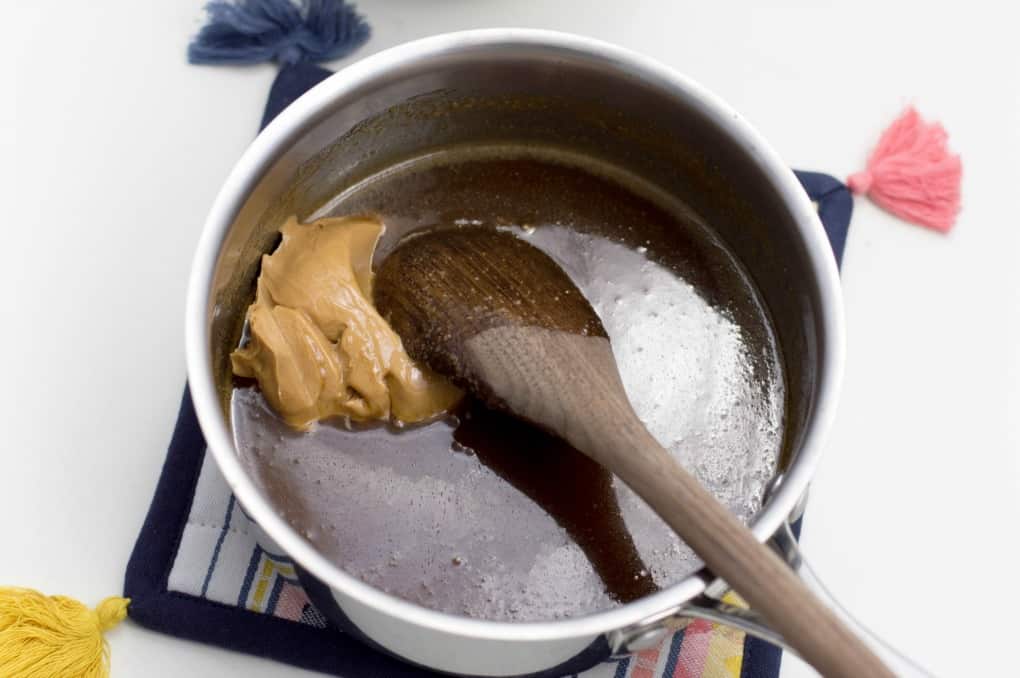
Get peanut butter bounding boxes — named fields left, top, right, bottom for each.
left=231, top=216, right=461, bottom=429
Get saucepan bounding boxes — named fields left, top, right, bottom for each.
left=186, top=29, right=911, bottom=677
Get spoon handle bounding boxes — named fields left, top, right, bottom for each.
left=592, top=413, right=895, bottom=678
left=465, top=327, right=894, bottom=676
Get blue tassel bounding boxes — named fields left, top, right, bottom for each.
left=188, top=0, right=370, bottom=66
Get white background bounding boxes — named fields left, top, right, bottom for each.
left=5, top=1, right=1018, bottom=677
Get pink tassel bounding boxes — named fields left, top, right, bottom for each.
left=847, top=107, right=962, bottom=233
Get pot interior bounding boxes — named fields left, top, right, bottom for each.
left=205, top=41, right=829, bottom=622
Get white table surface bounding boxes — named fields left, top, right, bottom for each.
left=5, top=1, right=1018, bottom=676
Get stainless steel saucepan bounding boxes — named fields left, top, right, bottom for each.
left=186, top=29, right=911, bottom=677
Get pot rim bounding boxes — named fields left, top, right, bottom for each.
left=185, top=28, right=845, bottom=642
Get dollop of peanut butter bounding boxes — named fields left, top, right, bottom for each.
left=231, top=216, right=462, bottom=429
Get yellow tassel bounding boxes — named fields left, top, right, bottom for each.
left=0, top=587, right=129, bottom=678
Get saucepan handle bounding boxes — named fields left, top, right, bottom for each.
left=610, top=491, right=934, bottom=676
left=680, top=518, right=935, bottom=677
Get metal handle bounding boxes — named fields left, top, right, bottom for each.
left=708, top=520, right=933, bottom=676
left=611, top=490, right=935, bottom=676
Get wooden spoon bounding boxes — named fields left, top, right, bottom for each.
left=374, top=226, right=892, bottom=678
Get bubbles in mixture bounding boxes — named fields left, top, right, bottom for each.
left=520, top=225, right=783, bottom=579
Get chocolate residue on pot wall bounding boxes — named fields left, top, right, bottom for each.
left=231, top=145, right=786, bottom=621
